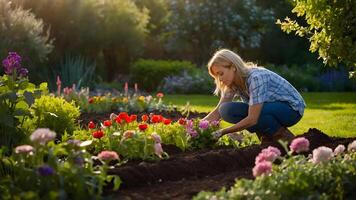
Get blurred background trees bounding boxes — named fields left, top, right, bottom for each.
left=1, top=0, right=354, bottom=92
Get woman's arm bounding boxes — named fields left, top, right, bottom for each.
left=202, top=95, right=233, bottom=122
left=220, top=103, right=263, bottom=135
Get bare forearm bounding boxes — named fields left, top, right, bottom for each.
left=203, top=108, right=220, bottom=122
left=221, top=117, right=256, bottom=135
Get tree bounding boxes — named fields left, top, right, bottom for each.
left=0, top=0, right=53, bottom=70
left=165, top=0, right=274, bottom=64
left=277, top=0, right=356, bottom=72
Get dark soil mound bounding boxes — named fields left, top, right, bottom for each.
left=78, top=110, right=208, bottom=127
left=107, top=128, right=356, bottom=200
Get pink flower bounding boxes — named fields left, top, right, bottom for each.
left=290, top=137, right=310, bottom=153
left=334, top=145, right=345, bottom=155
left=312, top=146, right=333, bottom=164
left=255, top=151, right=279, bottom=165
left=198, top=120, right=209, bottom=130
left=97, top=151, right=119, bottom=162
left=347, top=140, right=356, bottom=152
left=252, top=161, right=272, bottom=177
left=123, top=130, right=135, bottom=140
left=30, top=128, right=56, bottom=145
left=151, top=133, right=161, bottom=143
left=185, top=120, right=194, bottom=130
left=154, top=143, right=164, bottom=158
left=262, top=146, right=281, bottom=157
left=15, top=145, right=34, bottom=154
left=211, top=120, right=220, bottom=127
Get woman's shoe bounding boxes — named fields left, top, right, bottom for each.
left=272, top=127, right=295, bottom=143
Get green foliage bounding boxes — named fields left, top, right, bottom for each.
left=166, top=0, right=274, bottom=63
left=0, top=0, right=53, bottom=68
left=130, top=59, right=196, bottom=91
left=24, top=95, right=80, bottom=138
left=54, top=55, right=96, bottom=90
left=14, top=0, right=150, bottom=80
left=194, top=152, right=356, bottom=200
left=277, top=0, right=356, bottom=68
left=0, top=138, right=120, bottom=199
left=0, top=73, right=48, bottom=151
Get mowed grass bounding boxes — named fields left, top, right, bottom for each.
left=165, top=92, right=356, bottom=138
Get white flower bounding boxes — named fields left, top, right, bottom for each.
left=333, top=145, right=345, bottom=155
left=312, top=146, right=333, bottom=164
left=15, top=145, right=34, bottom=154
left=30, top=128, right=56, bottom=145
left=347, top=140, right=356, bottom=152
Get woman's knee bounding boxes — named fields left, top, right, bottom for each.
left=218, top=102, right=248, bottom=123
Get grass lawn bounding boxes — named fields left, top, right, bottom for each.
left=165, top=92, right=356, bottom=138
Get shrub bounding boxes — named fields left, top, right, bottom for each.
left=24, top=95, right=80, bottom=138
left=0, top=0, right=53, bottom=69
left=130, top=59, right=196, bottom=92
left=159, top=69, right=214, bottom=94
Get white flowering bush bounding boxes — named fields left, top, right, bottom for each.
left=194, top=139, right=356, bottom=200
left=159, top=70, right=214, bottom=94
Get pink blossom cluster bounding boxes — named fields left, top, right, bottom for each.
left=198, top=120, right=209, bottom=130
left=97, top=151, right=119, bottom=162
left=15, top=145, right=34, bottom=154
left=252, top=146, right=281, bottom=177
left=30, top=128, right=56, bottom=145
left=289, top=137, right=310, bottom=153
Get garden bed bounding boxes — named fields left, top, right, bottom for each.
left=108, top=128, right=356, bottom=200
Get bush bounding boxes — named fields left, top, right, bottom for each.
left=159, top=69, right=214, bottom=94
left=24, top=95, right=80, bottom=138
left=0, top=0, right=53, bottom=69
left=194, top=152, right=356, bottom=200
left=130, top=59, right=196, bottom=92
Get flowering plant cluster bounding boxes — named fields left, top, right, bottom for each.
left=0, top=128, right=121, bottom=199
left=68, top=112, right=223, bottom=161
left=0, top=52, right=48, bottom=151
left=194, top=138, right=356, bottom=200
left=57, top=81, right=173, bottom=114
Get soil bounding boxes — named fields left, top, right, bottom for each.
left=106, top=128, right=356, bottom=200
left=78, top=110, right=208, bottom=127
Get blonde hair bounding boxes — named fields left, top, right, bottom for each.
left=207, top=49, right=256, bottom=97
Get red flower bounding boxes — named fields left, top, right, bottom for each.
left=115, top=116, right=122, bottom=124
left=156, top=92, right=164, bottom=98
left=141, top=114, right=149, bottom=122
left=92, top=130, right=104, bottom=139
left=178, top=118, right=186, bottom=125
left=88, top=121, right=96, bottom=129
left=118, top=112, right=131, bottom=123
left=163, top=118, right=171, bottom=125
left=103, top=120, right=112, bottom=127
left=130, top=115, right=137, bottom=122
left=151, top=115, right=161, bottom=123
left=138, top=123, right=148, bottom=131
left=88, top=98, right=94, bottom=104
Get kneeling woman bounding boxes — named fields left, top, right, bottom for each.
left=203, top=49, right=306, bottom=143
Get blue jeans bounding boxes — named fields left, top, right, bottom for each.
left=219, top=102, right=302, bottom=136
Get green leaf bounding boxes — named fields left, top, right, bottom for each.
left=23, top=91, right=35, bottom=106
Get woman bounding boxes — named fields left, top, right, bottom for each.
left=203, top=49, right=306, bottom=143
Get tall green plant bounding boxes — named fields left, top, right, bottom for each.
left=55, top=55, right=96, bottom=90
left=0, top=52, right=48, bottom=152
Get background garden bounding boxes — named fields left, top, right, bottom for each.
left=0, top=0, right=355, bottom=199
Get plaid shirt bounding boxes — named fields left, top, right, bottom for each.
left=224, top=67, right=306, bottom=115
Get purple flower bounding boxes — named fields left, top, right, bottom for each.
left=261, top=146, right=281, bottom=157
left=334, top=145, right=345, bottom=155
left=17, top=67, right=28, bottom=77
left=97, top=151, right=119, bottom=162
left=210, top=120, right=220, bottom=127
left=187, top=128, right=198, bottom=138
left=185, top=120, right=194, bottom=130
left=2, top=52, right=22, bottom=75
left=290, top=137, right=310, bottom=153
left=38, top=165, right=55, bottom=176
left=198, top=120, right=209, bottom=130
